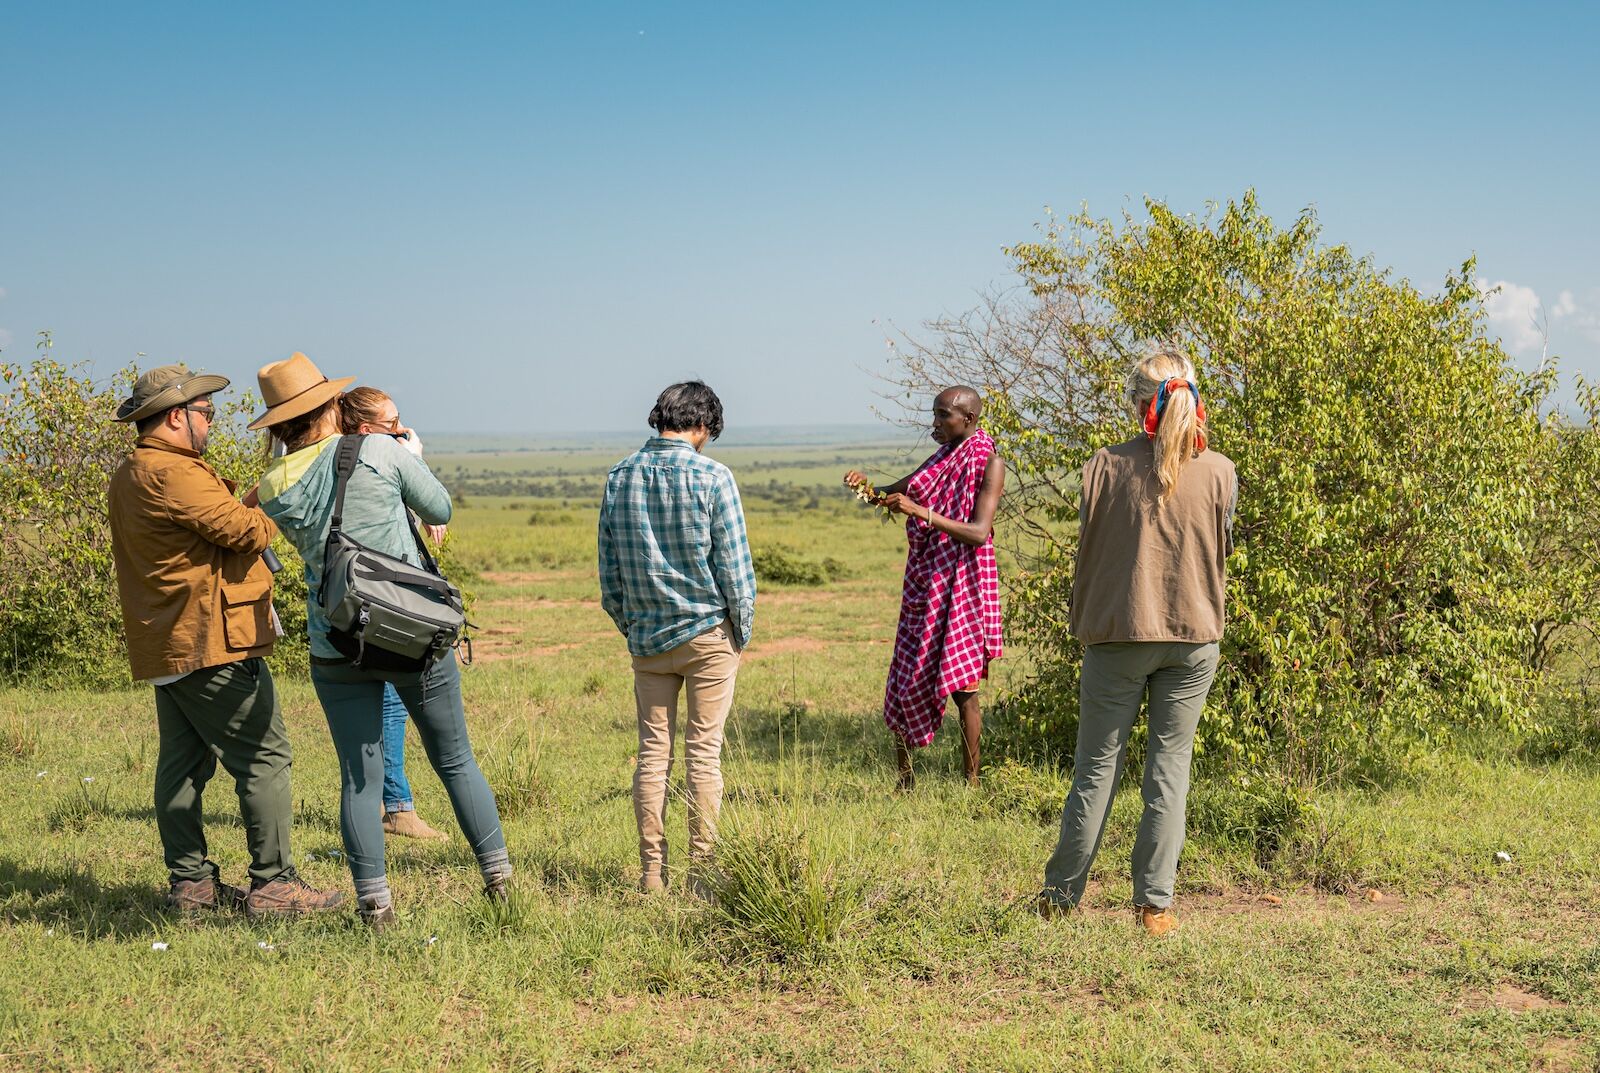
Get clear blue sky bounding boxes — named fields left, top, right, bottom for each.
left=3, top=1, right=1596, bottom=435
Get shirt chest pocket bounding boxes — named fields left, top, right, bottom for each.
left=221, top=580, right=274, bottom=651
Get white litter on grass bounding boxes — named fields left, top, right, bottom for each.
left=257, top=941, right=275, bottom=951
left=1495, top=850, right=1513, bottom=864
left=150, top=942, right=168, bottom=951
left=45, top=929, right=54, bottom=937
left=426, top=936, right=438, bottom=946
left=82, top=777, right=94, bottom=783
left=35, top=771, right=47, bottom=778
left=304, top=853, right=318, bottom=862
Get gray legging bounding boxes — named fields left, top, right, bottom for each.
left=1043, top=640, right=1220, bottom=910
left=310, top=654, right=509, bottom=899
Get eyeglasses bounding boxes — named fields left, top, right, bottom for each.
left=183, top=403, right=216, bottom=421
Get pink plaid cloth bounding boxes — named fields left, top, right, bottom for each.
left=883, top=428, right=1004, bottom=747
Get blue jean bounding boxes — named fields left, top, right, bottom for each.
left=380, top=684, right=414, bottom=812
left=309, top=654, right=508, bottom=885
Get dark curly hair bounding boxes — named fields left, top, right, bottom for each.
left=648, top=381, right=723, bottom=440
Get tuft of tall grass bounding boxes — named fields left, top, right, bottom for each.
left=0, top=714, right=41, bottom=761
left=483, top=730, right=551, bottom=821
left=704, top=819, right=863, bottom=965
left=47, top=784, right=112, bottom=832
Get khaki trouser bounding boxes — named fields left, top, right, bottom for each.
left=631, top=620, right=741, bottom=882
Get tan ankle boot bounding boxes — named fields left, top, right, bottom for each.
left=1137, top=905, right=1178, bottom=936
left=382, top=810, right=448, bottom=841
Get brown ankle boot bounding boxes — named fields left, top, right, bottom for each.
left=358, top=898, right=396, bottom=931
left=1137, top=905, right=1178, bottom=936
left=166, top=873, right=247, bottom=913
left=245, top=874, right=345, bottom=918
left=382, top=809, right=448, bottom=841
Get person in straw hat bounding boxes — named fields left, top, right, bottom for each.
left=249, top=353, right=511, bottom=929
left=108, top=364, right=344, bottom=918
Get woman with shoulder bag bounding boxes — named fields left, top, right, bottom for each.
left=1038, top=343, right=1237, bottom=936
left=339, top=386, right=449, bottom=843
left=249, top=354, right=511, bottom=929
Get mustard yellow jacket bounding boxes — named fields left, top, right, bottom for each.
left=108, top=437, right=278, bottom=680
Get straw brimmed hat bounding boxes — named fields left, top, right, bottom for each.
left=248, top=352, right=355, bottom=431
left=114, top=364, right=230, bottom=423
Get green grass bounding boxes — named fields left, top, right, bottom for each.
left=1, top=439, right=1596, bottom=1071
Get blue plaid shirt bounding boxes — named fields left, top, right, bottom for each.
left=598, top=437, right=757, bottom=657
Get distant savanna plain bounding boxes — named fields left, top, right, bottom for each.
left=1, top=429, right=1595, bottom=1072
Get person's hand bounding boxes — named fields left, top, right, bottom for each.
left=881, top=493, right=928, bottom=521
left=844, top=469, right=867, bottom=488
left=424, top=523, right=448, bottom=545
left=395, top=426, right=425, bottom=457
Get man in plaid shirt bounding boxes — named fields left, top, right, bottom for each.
left=598, top=380, right=755, bottom=895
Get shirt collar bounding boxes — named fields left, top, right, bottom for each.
left=644, top=436, right=698, bottom=453
left=134, top=435, right=201, bottom=460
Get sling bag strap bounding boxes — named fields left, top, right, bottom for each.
left=329, top=434, right=443, bottom=578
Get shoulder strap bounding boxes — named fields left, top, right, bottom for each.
left=329, top=434, right=365, bottom=535
left=329, top=432, right=448, bottom=578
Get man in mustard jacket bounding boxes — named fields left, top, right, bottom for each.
left=109, top=365, right=341, bottom=918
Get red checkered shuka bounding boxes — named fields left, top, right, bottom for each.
left=883, top=428, right=1004, bottom=747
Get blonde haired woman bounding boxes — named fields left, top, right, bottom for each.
left=1039, top=344, right=1236, bottom=935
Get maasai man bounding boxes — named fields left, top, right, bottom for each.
left=844, top=386, right=1005, bottom=789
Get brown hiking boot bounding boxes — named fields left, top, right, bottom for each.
left=358, top=898, right=397, bottom=932
left=245, top=874, right=345, bottom=918
left=1034, top=894, right=1071, bottom=921
left=166, top=874, right=247, bottom=913
left=382, top=809, right=448, bottom=841
left=1137, top=905, right=1178, bottom=937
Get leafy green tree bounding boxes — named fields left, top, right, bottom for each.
left=0, top=339, right=307, bottom=685
left=892, top=193, right=1571, bottom=782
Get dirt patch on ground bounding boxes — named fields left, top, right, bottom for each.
left=1533, top=1038, right=1588, bottom=1072
left=1460, top=982, right=1563, bottom=1013
left=472, top=642, right=591, bottom=664
left=481, top=571, right=569, bottom=586
left=482, top=596, right=601, bottom=610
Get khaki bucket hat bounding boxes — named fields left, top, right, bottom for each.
left=114, top=364, right=231, bottom=423
left=248, top=352, right=356, bottom=431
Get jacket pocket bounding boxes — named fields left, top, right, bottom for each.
left=221, top=580, right=274, bottom=652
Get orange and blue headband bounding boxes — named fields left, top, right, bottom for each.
left=1143, top=378, right=1208, bottom=451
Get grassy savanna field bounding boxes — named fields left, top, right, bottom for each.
left=1, top=435, right=1597, bottom=1072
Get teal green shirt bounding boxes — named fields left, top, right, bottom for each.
left=260, top=434, right=451, bottom=658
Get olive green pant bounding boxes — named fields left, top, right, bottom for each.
left=1043, top=641, right=1220, bottom=910
left=153, top=658, right=296, bottom=885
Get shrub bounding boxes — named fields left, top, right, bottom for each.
left=891, top=193, right=1582, bottom=782
left=0, top=341, right=305, bottom=685
left=752, top=546, right=828, bottom=586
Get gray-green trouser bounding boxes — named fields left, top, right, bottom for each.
left=1043, top=641, right=1220, bottom=910
left=153, top=658, right=296, bottom=885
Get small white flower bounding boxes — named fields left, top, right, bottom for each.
left=151, top=942, right=169, bottom=951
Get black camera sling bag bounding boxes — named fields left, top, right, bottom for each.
left=319, top=435, right=471, bottom=672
